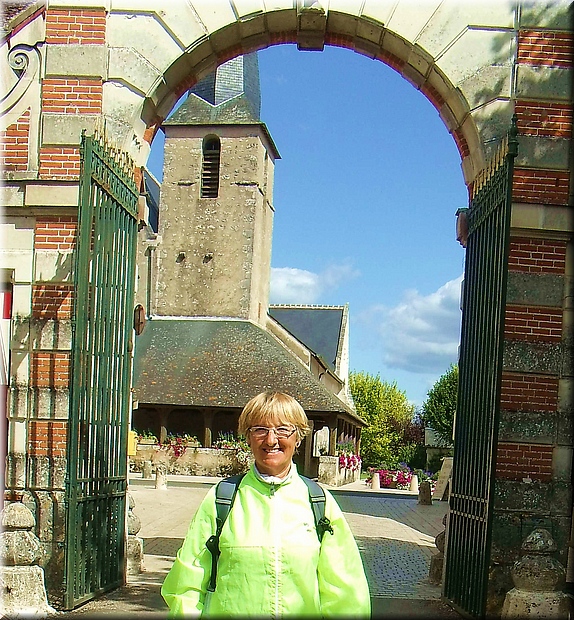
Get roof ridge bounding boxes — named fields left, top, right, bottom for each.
left=269, top=304, right=346, bottom=309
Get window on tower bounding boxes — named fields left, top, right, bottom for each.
left=201, top=136, right=221, bottom=198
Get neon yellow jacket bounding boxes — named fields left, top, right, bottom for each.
left=161, top=465, right=371, bottom=617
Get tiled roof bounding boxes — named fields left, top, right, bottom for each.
left=133, top=318, right=362, bottom=419
left=142, top=168, right=160, bottom=233
left=269, top=305, right=346, bottom=372
left=165, top=53, right=260, bottom=125
left=188, top=53, right=261, bottom=119
left=164, top=92, right=260, bottom=125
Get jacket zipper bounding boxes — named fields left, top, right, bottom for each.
left=269, top=482, right=279, bottom=616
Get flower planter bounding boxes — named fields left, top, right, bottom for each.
left=318, top=456, right=361, bottom=486
left=131, top=446, right=251, bottom=477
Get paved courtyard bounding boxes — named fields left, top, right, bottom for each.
left=47, top=475, right=459, bottom=618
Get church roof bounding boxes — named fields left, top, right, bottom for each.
left=269, top=305, right=347, bottom=373
left=162, top=53, right=280, bottom=158
left=141, top=168, right=160, bottom=233
left=132, top=317, right=362, bottom=421
left=164, top=53, right=261, bottom=126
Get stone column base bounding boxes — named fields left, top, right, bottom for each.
left=127, top=535, right=145, bottom=576
left=501, top=589, right=569, bottom=618
left=0, top=565, right=57, bottom=618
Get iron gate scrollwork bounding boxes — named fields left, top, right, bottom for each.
left=443, top=117, right=518, bottom=618
left=64, top=132, right=139, bottom=609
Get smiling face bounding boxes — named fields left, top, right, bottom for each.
left=239, top=392, right=310, bottom=478
left=247, top=418, right=300, bottom=478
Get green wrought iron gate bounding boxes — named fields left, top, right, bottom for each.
left=443, top=118, right=518, bottom=618
left=64, top=132, right=139, bottom=609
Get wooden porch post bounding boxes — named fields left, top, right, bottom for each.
left=203, top=410, right=214, bottom=447
left=328, top=417, right=338, bottom=455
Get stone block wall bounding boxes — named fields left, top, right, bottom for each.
left=487, top=12, right=573, bottom=614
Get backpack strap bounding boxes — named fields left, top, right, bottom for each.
left=300, top=476, right=334, bottom=542
left=205, top=473, right=245, bottom=592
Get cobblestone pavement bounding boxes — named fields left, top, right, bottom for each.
left=46, top=475, right=461, bottom=618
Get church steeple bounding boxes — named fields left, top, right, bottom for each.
left=165, top=53, right=262, bottom=125
left=154, top=53, right=279, bottom=326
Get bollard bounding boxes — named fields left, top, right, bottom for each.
left=142, top=460, right=153, bottom=479
left=371, top=471, right=380, bottom=490
left=409, top=474, right=419, bottom=492
left=418, top=480, right=432, bottom=505
left=155, top=465, right=167, bottom=490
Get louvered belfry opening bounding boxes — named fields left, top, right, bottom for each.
left=201, top=136, right=220, bottom=198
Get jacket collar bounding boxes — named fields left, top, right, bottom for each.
left=252, top=462, right=296, bottom=487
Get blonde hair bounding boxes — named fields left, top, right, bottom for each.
left=238, top=392, right=311, bottom=440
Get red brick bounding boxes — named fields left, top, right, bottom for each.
left=500, top=372, right=559, bottom=412
left=518, top=30, right=573, bottom=67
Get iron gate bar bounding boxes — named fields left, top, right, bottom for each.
left=64, top=131, right=138, bottom=609
left=443, top=118, right=518, bottom=618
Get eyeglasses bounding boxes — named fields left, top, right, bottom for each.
left=249, top=426, right=297, bottom=439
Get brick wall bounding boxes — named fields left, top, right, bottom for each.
left=42, top=78, right=103, bottom=114
left=0, top=108, right=30, bottom=172
left=515, top=100, right=572, bottom=138
left=500, top=372, right=559, bottom=413
left=31, top=352, right=71, bottom=388
left=39, top=7, right=106, bottom=180
left=517, top=30, right=574, bottom=67
left=504, top=305, right=563, bottom=341
left=34, top=216, right=77, bottom=250
left=32, top=217, right=77, bottom=319
left=508, top=237, right=567, bottom=273
left=502, top=15, right=570, bottom=484
left=28, top=420, right=68, bottom=457
left=45, top=8, right=106, bottom=45
left=513, top=27, right=572, bottom=208
left=496, top=442, right=553, bottom=481
left=512, top=169, right=571, bottom=205
left=39, top=146, right=81, bottom=178
left=32, top=285, right=73, bottom=320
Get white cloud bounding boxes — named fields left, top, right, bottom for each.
left=269, top=268, right=321, bottom=304
left=362, top=275, right=463, bottom=375
left=269, top=262, right=359, bottom=304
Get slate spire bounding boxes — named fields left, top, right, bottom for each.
left=164, top=53, right=261, bottom=125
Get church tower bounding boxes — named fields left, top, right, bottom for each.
left=154, top=53, right=280, bottom=326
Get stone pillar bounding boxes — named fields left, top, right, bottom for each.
left=126, top=493, right=144, bottom=576
left=429, top=513, right=447, bottom=584
left=142, top=459, right=153, bottom=479
left=155, top=464, right=168, bottom=490
left=418, top=480, right=432, bottom=505
left=501, top=528, right=569, bottom=619
left=371, top=471, right=380, bottom=490
left=0, top=503, right=56, bottom=618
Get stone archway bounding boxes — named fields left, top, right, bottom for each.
left=2, top=2, right=572, bottom=615
left=107, top=2, right=506, bottom=184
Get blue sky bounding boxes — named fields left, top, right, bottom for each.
left=147, top=44, right=468, bottom=408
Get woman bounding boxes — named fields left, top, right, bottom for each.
left=161, top=391, right=371, bottom=617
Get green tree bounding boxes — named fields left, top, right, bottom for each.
left=421, top=364, right=458, bottom=447
left=349, top=372, right=416, bottom=469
